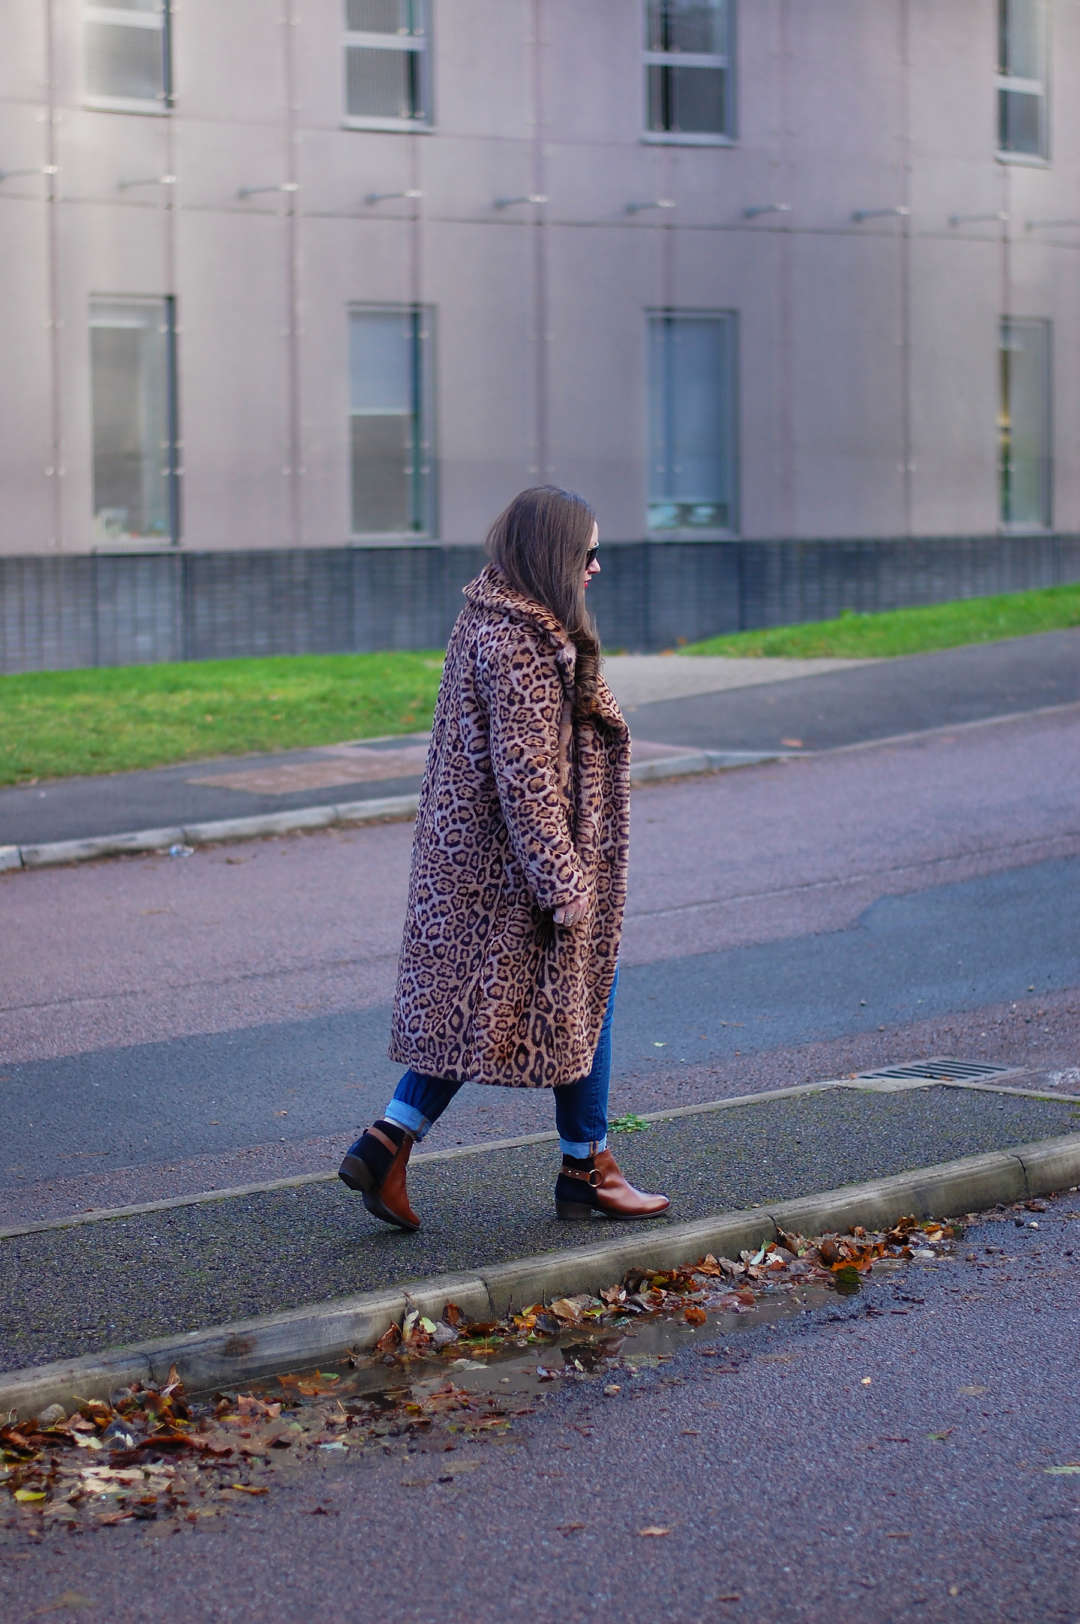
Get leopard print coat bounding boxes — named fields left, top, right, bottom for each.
left=388, top=563, right=631, bottom=1089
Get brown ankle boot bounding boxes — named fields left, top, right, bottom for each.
left=555, top=1148, right=670, bottom=1220
left=339, top=1123, right=420, bottom=1232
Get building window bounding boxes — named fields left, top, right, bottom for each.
left=349, top=307, right=434, bottom=537
left=90, top=297, right=180, bottom=546
left=644, top=0, right=734, bottom=141
left=999, top=318, right=1051, bottom=529
left=344, top=0, right=431, bottom=128
left=996, top=0, right=1048, bottom=157
left=84, top=2, right=172, bottom=111
left=647, top=312, right=737, bottom=534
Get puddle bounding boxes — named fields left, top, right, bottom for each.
left=3, top=1228, right=953, bottom=1531
left=251, top=1264, right=908, bottom=1416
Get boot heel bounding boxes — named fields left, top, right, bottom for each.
left=338, top=1152, right=376, bottom=1193
left=555, top=1198, right=595, bottom=1221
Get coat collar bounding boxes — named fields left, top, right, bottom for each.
left=464, top=563, right=627, bottom=735
left=464, top=563, right=577, bottom=680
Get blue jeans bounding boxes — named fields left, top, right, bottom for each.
left=385, top=968, right=619, bottom=1158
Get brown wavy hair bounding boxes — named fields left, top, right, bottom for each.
left=485, top=486, right=603, bottom=717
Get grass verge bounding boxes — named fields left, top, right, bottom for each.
left=0, top=652, right=444, bottom=787
left=3, top=583, right=1078, bottom=786
left=681, top=581, right=1080, bottom=659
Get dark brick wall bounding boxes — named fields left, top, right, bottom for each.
left=2, top=534, right=1079, bottom=673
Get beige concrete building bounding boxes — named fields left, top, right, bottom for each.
left=1, top=1, right=1078, bottom=668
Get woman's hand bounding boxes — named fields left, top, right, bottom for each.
left=552, top=898, right=589, bottom=927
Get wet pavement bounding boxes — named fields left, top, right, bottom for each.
left=2, top=1083, right=1078, bottom=1375
left=3, top=1191, right=1077, bottom=1624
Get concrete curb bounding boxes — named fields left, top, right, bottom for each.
left=13, top=795, right=421, bottom=871
left=3, top=1130, right=1077, bottom=1421
left=1, top=753, right=781, bottom=872
left=2, top=750, right=776, bottom=870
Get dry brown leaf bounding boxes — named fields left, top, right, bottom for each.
left=374, top=1323, right=402, bottom=1354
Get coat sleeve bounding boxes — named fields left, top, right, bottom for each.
left=477, top=625, right=589, bottom=912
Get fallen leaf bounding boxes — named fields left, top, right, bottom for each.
left=549, top=1297, right=588, bottom=1324
left=780, top=737, right=803, bottom=748
left=638, top=1525, right=672, bottom=1537
left=684, top=1306, right=707, bottom=1326
left=15, top=1488, right=47, bottom=1502
left=27, top=1591, right=95, bottom=1616
left=224, top=1482, right=269, bottom=1494
left=1044, top=1464, right=1080, bottom=1475
left=557, top=1522, right=585, bottom=1534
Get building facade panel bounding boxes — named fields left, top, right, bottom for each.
left=420, top=218, right=536, bottom=544
left=0, top=3, right=48, bottom=102
left=175, top=210, right=292, bottom=549
left=544, top=223, right=662, bottom=540
left=541, top=0, right=650, bottom=149
left=908, top=0, right=995, bottom=164
left=0, top=94, right=51, bottom=192
left=298, top=126, right=415, bottom=217
left=56, top=104, right=171, bottom=203
left=433, top=0, right=532, bottom=141
left=908, top=236, right=1001, bottom=537
left=788, top=230, right=906, bottom=538
left=2, top=1, right=1080, bottom=667
left=171, top=0, right=288, bottom=125
left=0, top=201, right=54, bottom=555
left=782, top=0, right=907, bottom=162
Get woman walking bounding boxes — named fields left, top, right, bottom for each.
left=338, top=486, right=669, bottom=1230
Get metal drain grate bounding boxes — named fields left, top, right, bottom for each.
left=854, top=1057, right=1016, bottom=1083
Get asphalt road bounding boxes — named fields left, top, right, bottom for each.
left=1, top=704, right=1078, bottom=1225
left=5, top=1190, right=1078, bottom=1623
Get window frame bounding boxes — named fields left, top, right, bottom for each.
left=347, top=302, right=437, bottom=543
left=995, top=0, right=1050, bottom=163
left=998, top=316, right=1052, bottom=534
left=83, top=2, right=173, bottom=115
left=342, top=1, right=433, bottom=133
left=89, top=294, right=182, bottom=550
left=646, top=307, right=740, bottom=541
left=642, top=0, right=736, bottom=147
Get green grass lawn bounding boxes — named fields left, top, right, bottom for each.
left=0, top=652, right=445, bottom=787
left=3, top=582, right=1078, bottom=786
left=682, top=581, right=1080, bottom=659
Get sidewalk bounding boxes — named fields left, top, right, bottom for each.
left=2, top=629, right=1079, bottom=866
left=2, top=1074, right=1079, bottom=1416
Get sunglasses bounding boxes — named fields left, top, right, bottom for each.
left=585, top=546, right=599, bottom=567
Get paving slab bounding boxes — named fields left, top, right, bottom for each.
left=3, top=1083, right=1078, bottom=1380
left=623, top=628, right=1080, bottom=753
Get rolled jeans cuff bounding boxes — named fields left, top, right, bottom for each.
left=384, top=1100, right=432, bottom=1140
left=559, top=1133, right=608, bottom=1159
